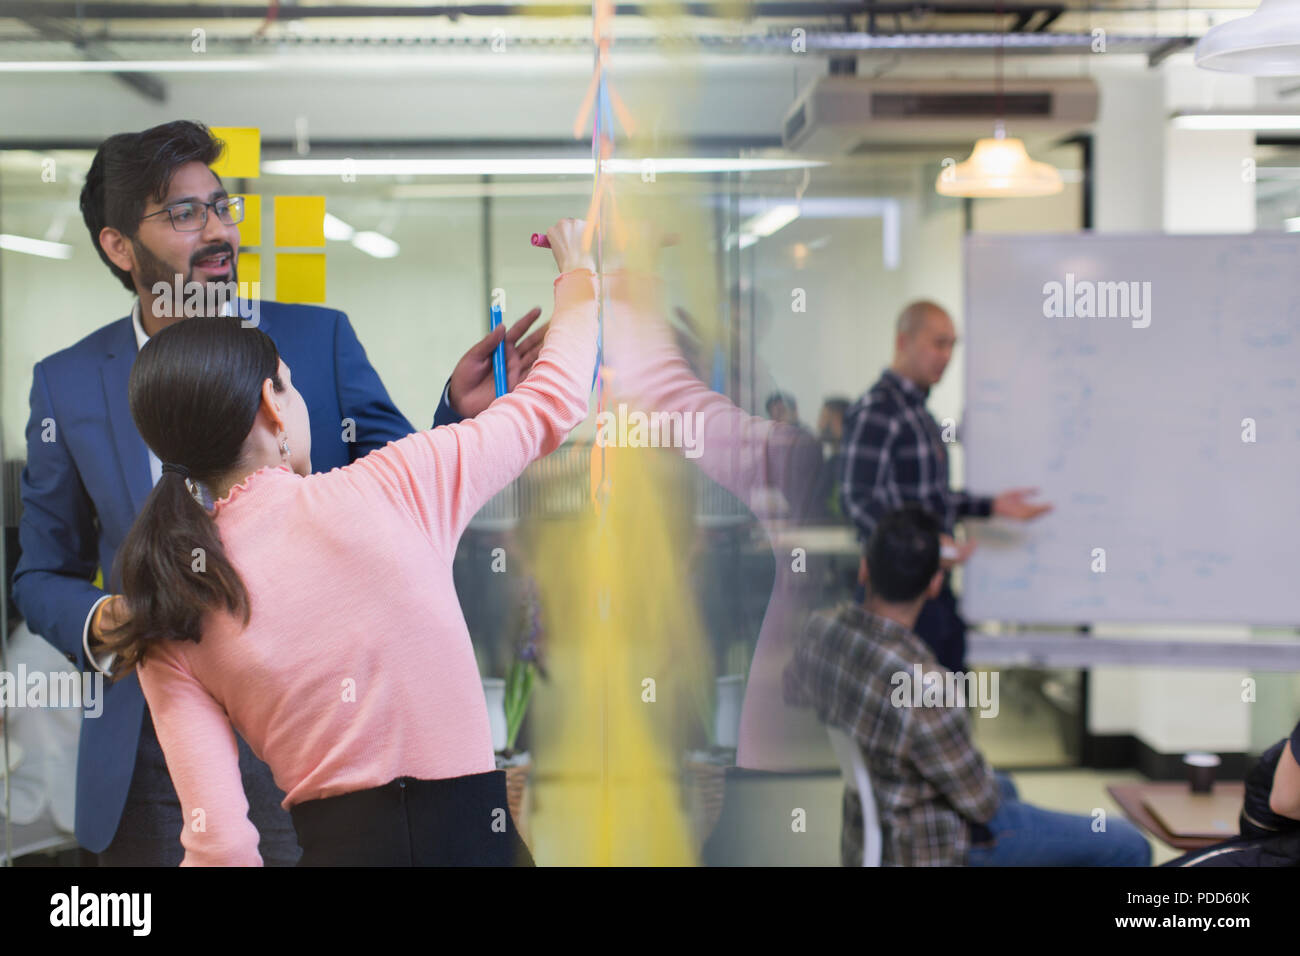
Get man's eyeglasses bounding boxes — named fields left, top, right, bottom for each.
left=140, top=196, right=245, bottom=232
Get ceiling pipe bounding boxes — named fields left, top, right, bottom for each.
left=16, top=14, right=166, bottom=101
left=0, top=2, right=1071, bottom=21
left=0, top=30, right=1197, bottom=55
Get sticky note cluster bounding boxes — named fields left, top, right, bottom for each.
left=210, top=126, right=326, bottom=304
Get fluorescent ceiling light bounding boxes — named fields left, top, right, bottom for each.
left=1171, top=112, right=1300, bottom=130
left=0, top=60, right=268, bottom=73
left=726, top=204, right=799, bottom=252
left=0, top=55, right=662, bottom=79
left=0, top=234, right=74, bottom=259
left=351, top=231, right=400, bottom=258
left=1285, top=216, right=1300, bottom=232
left=323, top=213, right=355, bottom=241
left=1195, top=0, right=1300, bottom=76
left=935, top=134, right=1063, bottom=198
left=625, top=158, right=823, bottom=174
left=261, top=158, right=825, bottom=177
left=742, top=204, right=800, bottom=238
left=725, top=200, right=900, bottom=270
left=736, top=197, right=896, bottom=218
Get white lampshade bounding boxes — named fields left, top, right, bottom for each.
left=1195, top=0, right=1300, bottom=76
left=935, top=134, right=1064, bottom=198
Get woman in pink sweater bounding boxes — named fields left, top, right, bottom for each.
left=100, top=219, right=600, bottom=866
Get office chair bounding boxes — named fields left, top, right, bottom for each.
left=827, top=725, right=882, bottom=867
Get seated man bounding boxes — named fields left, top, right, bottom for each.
left=1164, top=719, right=1300, bottom=867
left=783, top=505, right=1151, bottom=867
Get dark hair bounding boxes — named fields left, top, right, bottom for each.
left=100, top=317, right=283, bottom=673
left=864, top=506, right=942, bottom=604
left=821, top=397, right=850, bottom=417
left=80, top=121, right=224, bottom=292
left=765, top=391, right=797, bottom=415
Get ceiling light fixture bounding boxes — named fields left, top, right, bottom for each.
left=936, top=123, right=1065, bottom=198
left=1195, top=0, right=1300, bottom=76
left=323, top=213, right=355, bottom=241
left=261, top=158, right=825, bottom=177
left=0, top=234, right=74, bottom=259
left=934, top=2, right=1063, bottom=199
left=1171, top=111, right=1300, bottom=130
left=350, top=231, right=400, bottom=258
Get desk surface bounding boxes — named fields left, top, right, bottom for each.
left=1107, top=781, right=1246, bottom=851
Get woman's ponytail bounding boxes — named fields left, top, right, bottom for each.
left=99, top=467, right=250, bottom=674
left=97, top=316, right=282, bottom=674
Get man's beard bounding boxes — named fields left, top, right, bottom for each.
left=133, top=237, right=239, bottom=318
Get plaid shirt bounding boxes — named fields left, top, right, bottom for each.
left=840, top=368, right=992, bottom=539
left=783, top=603, right=999, bottom=866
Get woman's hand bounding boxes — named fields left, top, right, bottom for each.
left=546, top=219, right=598, bottom=275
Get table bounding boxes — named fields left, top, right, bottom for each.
left=1106, top=781, right=1246, bottom=851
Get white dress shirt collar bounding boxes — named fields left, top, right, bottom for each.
left=131, top=295, right=234, bottom=348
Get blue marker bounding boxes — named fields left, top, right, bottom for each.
left=490, top=303, right=507, bottom=399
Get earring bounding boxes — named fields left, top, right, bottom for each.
left=280, top=436, right=291, bottom=459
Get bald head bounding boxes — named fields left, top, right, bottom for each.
left=892, top=300, right=956, bottom=389
left=896, top=300, right=950, bottom=338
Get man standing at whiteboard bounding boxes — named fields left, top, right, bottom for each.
left=841, top=300, right=1051, bottom=671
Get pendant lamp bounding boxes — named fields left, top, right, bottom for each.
left=936, top=122, right=1064, bottom=198
left=934, top=2, right=1064, bottom=198
left=1196, top=0, right=1300, bottom=76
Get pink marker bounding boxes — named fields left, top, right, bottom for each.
left=531, top=233, right=551, bottom=248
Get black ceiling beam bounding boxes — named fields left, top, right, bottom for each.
left=0, top=135, right=786, bottom=151
left=18, top=15, right=166, bottom=102
left=1147, top=36, right=1192, bottom=68
left=1034, top=8, right=1063, bottom=31
left=0, top=2, right=1071, bottom=22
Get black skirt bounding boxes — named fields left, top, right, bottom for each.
left=290, top=770, right=535, bottom=866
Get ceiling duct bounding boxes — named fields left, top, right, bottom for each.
left=782, top=76, right=1098, bottom=152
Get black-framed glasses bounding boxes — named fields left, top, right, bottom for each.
left=140, top=195, right=245, bottom=232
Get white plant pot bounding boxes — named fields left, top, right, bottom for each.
left=482, top=678, right=508, bottom=753
left=714, top=674, right=745, bottom=750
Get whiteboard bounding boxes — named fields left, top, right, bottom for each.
left=962, top=233, right=1300, bottom=625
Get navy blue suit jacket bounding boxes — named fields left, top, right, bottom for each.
left=11, top=301, right=460, bottom=853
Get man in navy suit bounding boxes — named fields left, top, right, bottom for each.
left=10, top=120, right=546, bottom=865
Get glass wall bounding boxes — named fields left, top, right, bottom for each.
left=2, top=133, right=1095, bottom=771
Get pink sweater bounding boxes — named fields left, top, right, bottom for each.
left=137, top=270, right=599, bottom=866
left=600, top=275, right=825, bottom=770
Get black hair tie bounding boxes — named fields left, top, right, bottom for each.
left=162, top=462, right=191, bottom=480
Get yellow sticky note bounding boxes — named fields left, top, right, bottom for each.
left=209, top=127, right=260, bottom=179
left=235, top=194, right=261, bottom=247
left=275, top=253, right=326, bottom=304
left=274, top=196, right=326, bottom=247
left=238, top=251, right=261, bottom=287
